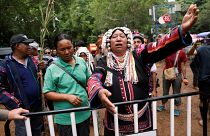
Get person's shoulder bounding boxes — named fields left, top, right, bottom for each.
left=0, top=56, right=10, bottom=67
left=197, top=45, right=207, bottom=52
left=74, top=56, right=85, bottom=64
left=46, top=60, right=58, bottom=70
left=179, top=49, right=187, bottom=56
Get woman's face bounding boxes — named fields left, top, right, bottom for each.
left=79, top=52, right=88, bottom=62
left=110, top=30, right=128, bottom=56
left=56, top=39, right=74, bottom=62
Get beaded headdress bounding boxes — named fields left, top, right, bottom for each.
left=101, top=27, right=133, bottom=52
left=101, top=27, right=138, bottom=86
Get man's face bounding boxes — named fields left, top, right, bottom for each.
left=52, top=50, right=57, bottom=56
left=16, top=43, right=31, bottom=56
left=29, top=47, right=38, bottom=56
left=133, top=38, right=142, bottom=49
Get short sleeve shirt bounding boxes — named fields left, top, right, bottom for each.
left=164, top=50, right=187, bottom=73
left=43, top=56, right=91, bottom=125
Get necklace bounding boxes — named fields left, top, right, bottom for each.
left=112, top=51, right=129, bottom=71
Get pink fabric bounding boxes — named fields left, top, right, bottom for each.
left=32, top=56, right=39, bottom=69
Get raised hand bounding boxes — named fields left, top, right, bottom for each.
left=181, top=4, right=199, bottom=34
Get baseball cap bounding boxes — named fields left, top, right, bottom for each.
left=10, top=34, right=34, bottom=46
left=29, top=41, right=39, bottom=50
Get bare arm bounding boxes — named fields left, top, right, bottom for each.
left=181, top=62, right=189, bottom=85
left=187, top=43, right=198, bottom=56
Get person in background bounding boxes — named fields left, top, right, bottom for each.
left=94, top=36, right=104, bottom=66
left=0, top=108, right=29, bottom=121
left=43, top=34, right=91, bottom=136
left=193, top=38, right=210, bottom=126
left=133, top=31, right=144, bottom=52
left=157, top=49, right=189, bottom=116
left=74, top=40, right=86, bottom=53
left=0, top=34, right=43, bottom=136
left=133, top=32, right=158, bottom=97
left=43, top=47, right=54, bottom=68
left=29, top=41, right=40, bottom=68
left=187, top=40, right=201, bottom=90
left=75, top=47, right=95, bottom=74
left=51, top=48, right=58, bottom=61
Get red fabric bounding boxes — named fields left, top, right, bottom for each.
left=147, top=27, right=180, bottom=53
left=164, top=49, right=187, bottom=73
left=136, top=44, right=146, bottom=55
left=87, top=73, right=104, bottom=100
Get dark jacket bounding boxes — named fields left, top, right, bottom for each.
left=0, top=54, right=41, bottom=110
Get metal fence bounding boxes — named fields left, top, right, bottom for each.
left=23, top=91, right=209, bottom=136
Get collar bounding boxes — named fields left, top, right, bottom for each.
left=57, top=55, right=79, bottom=67
left=9, top=54, right=29, bottom=67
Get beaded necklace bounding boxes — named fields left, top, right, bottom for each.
left=111, top=51, right=129, bottom=71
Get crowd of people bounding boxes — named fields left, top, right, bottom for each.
left=0, top=4, right=209, bottom=136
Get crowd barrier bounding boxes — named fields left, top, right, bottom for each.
left=22, top=91, right=209, bottom=136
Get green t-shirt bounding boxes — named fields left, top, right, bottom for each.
left=43, top=56, right=91, bottom=125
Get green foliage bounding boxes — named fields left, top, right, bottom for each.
left=194, top=0, right=210, bottom=32
left=89, top=0, right=162, bottom=35
left=0, top=0, right=209, bottom=47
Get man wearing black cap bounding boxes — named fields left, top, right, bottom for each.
left=0, top=34, right=43, bottom=136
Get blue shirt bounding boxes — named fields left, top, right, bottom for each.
left=195, top=45, right=210, bottom=81
left=13, top=58, right=39, bottom=105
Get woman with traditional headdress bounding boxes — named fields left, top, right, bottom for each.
left=87, top=5, right=198, bottom=135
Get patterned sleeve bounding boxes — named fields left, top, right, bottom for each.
left=141, top=26, right=192, bottom=64
left=87, top=58, right=106, bottom=109
left=0, top=61, right=20, bottom=109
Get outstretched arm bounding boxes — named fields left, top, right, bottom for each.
left=142, top=4, right=199, bottom=64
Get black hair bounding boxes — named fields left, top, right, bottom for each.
left=110, top=28, right=127, bottom=38
left=133, top=36, right=144, bottom=44
left=54, top=33, right=72, bottom=49
left=76, top=40, right=85, bottom=47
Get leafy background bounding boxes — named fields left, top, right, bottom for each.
left=0, top=0, right=209, bottom=47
